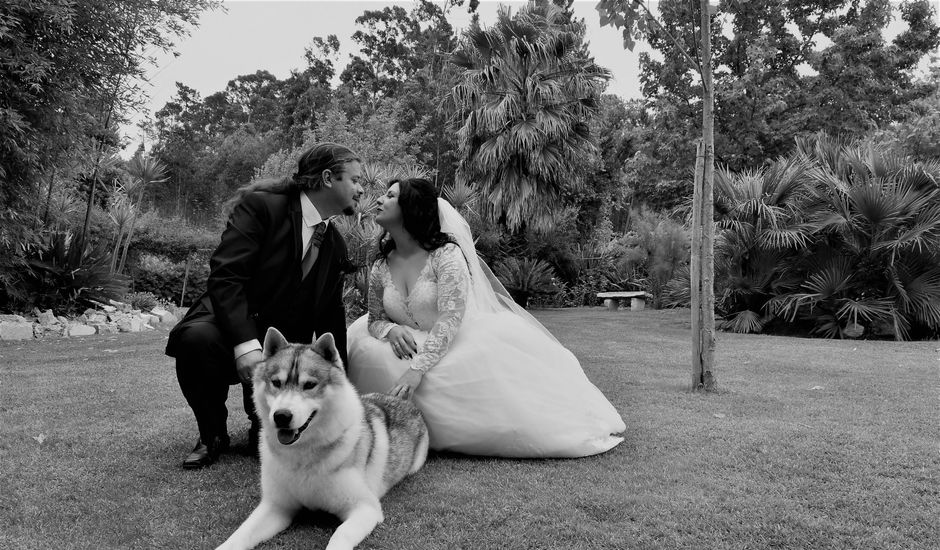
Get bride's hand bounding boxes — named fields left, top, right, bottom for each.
left=390, top=369, right=424, bottom=400
left=387, top=325, right=417, bottom=359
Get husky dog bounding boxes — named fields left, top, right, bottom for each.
left=216, top=328, right=429, bottom=550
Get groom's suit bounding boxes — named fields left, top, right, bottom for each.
left=166, top=187, right=353, bottom=444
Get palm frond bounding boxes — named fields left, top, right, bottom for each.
left=717, top=309, right=769, bottom=334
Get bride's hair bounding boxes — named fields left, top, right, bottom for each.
left=376, top=178, right=455, bottom=260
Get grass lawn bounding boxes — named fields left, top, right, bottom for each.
left=1, top=307, right=937, bottom=550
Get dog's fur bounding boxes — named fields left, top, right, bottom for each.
left=216, top=328, right=429, bottom=550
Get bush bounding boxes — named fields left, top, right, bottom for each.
left=129, top=214, right=219, bottom=264
left=493, top=257, right=560, bottom=309
left=0, top=208, right=46, bottom=311
left=130, top=253, right=208, bottom=306
left=124, top=291, right=160, bottom=311
left=25, top=231, right=130, bottom=315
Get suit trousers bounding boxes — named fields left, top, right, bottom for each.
left=172, top=320, right=259, bottom=443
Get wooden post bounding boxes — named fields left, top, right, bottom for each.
left=692, top=0, right=718, bottom=392
left=180, top=253, right=193, bottom=306
left=691, top=141, right=704, bottom=388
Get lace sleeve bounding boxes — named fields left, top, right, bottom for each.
left=367, top=260, right=397, bottom=339
left=411, top=244, right=469, bottom=373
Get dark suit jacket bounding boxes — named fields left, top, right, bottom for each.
left=166, top=188, right=353, bottom=365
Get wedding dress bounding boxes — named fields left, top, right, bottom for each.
left=346, top=201, right=625, bottom=458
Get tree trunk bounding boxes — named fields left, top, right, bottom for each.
left=117, top=187, right=145, bottom=274
left=110, top=219, right=126, bottom=274
left=78, top=163, right=100, bottom=257
left=41, top=167, right=56, bottom=227
left=692, top=0, right=717, bottom=392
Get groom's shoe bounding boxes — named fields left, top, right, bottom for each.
left=182, top=434, right=230, bottom=469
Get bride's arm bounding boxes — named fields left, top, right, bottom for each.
left=367, top=260, right=398, bottom=339
left=410, top=244, right=470, bottom=373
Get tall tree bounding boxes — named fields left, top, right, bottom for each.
left=337, top=0, right=462, bottom=183
left=624, top=0, right=939, bottom=210
left=598, top=0, right=718, bottom=392
left=451, top=0, right=611, bottom=231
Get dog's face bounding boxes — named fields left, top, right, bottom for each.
left=254, top=328, right=344, bottom=446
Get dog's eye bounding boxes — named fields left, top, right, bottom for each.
left=302, top=381, right=317, bottom=391
left=271, top=379, right=282, bottom=388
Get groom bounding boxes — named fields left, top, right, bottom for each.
left=165, top=142, right=363, bottom=469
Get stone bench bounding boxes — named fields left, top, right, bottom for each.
left=597, top=291, right=651, bottom=311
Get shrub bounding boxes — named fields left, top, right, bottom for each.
left=493, top=257, right=559, bottom=309
left=25, top=231, right=130, bottom=315
left=130, top=253, right=208, bottom=306
left=0, top=208, right=46, bottom=311
left=129, top=214, right=219, bottom=264
left=124, top=291, right=159, bottom=311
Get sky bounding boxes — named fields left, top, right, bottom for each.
left=122, top=0, right=646, bottom=152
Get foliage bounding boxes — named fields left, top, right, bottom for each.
left=128, top=215, right=218, bottom=264
left=869, top=67, right=940, bottom=161
left=610, top=209, right=691, bottom=308
left=124, top=291, right=160, bottom=311
left=24, top=232, right=130, bottom=314
left=711, top=133, right=940, bottom=340
left=109, top=154, right=169, bottom=274
left=0, top=0, right=220, bottom=212
left=597, top=0, right=940, bottom=210
left=130, top=253, right=207, bottom=307
left=451, top=0, right=611, bottom=231
left=493, top=256, right=560, bottom=308
left=709, top=154, right=817, bottom=332
left=0, top=208, right=46, bottom=311
left=255, top=100, right=427, bottom=183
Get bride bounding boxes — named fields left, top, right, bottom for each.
left=346, top=178, right=625, bottom=458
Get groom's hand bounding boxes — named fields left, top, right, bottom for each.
left=235, top=349, right=263, bottom=384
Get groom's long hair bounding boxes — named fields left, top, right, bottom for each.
left=375, top=178, right=456, bottom=261
left=221, top=142, right=360, bottom=218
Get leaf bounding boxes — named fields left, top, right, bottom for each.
left=622, top=29, right=636, bottom=51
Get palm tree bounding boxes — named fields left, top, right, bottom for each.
left=449, top=1, right=610, bottom=232
left=115, top=154, right=167, bottom=273
left=767, top=135, right=940, bottom=340
left=711, top=154, right=817, bottom=333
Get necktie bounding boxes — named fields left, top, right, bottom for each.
left=301, top=222, right=328, bottom=279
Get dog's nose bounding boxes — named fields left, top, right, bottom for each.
left=273, top=410, right=293, bottom=428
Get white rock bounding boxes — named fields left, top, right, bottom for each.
left=118, top=318, right=143, bottom=333
left=87, top=313, right=108, bottom=324
left=154, top=309, right=178, bottom=325
left=108, top=299, right=132, bottom=312
left=101, top=305, right=117, bottom=313
left=67, top=323, right=96, bottom=337
left=37, top=310, right=56, bottom=325
left=0, top=321, right=35, bottom=340
left=93, top=323, right=119, bottom=334
left=0, top=314, right=28, bottom=323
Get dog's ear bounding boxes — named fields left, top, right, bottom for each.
left=310, top=331, right=318, bottom=344
left=312, top=332, right=339, bottom=363
left=262, top=327, right=290, bottom=359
